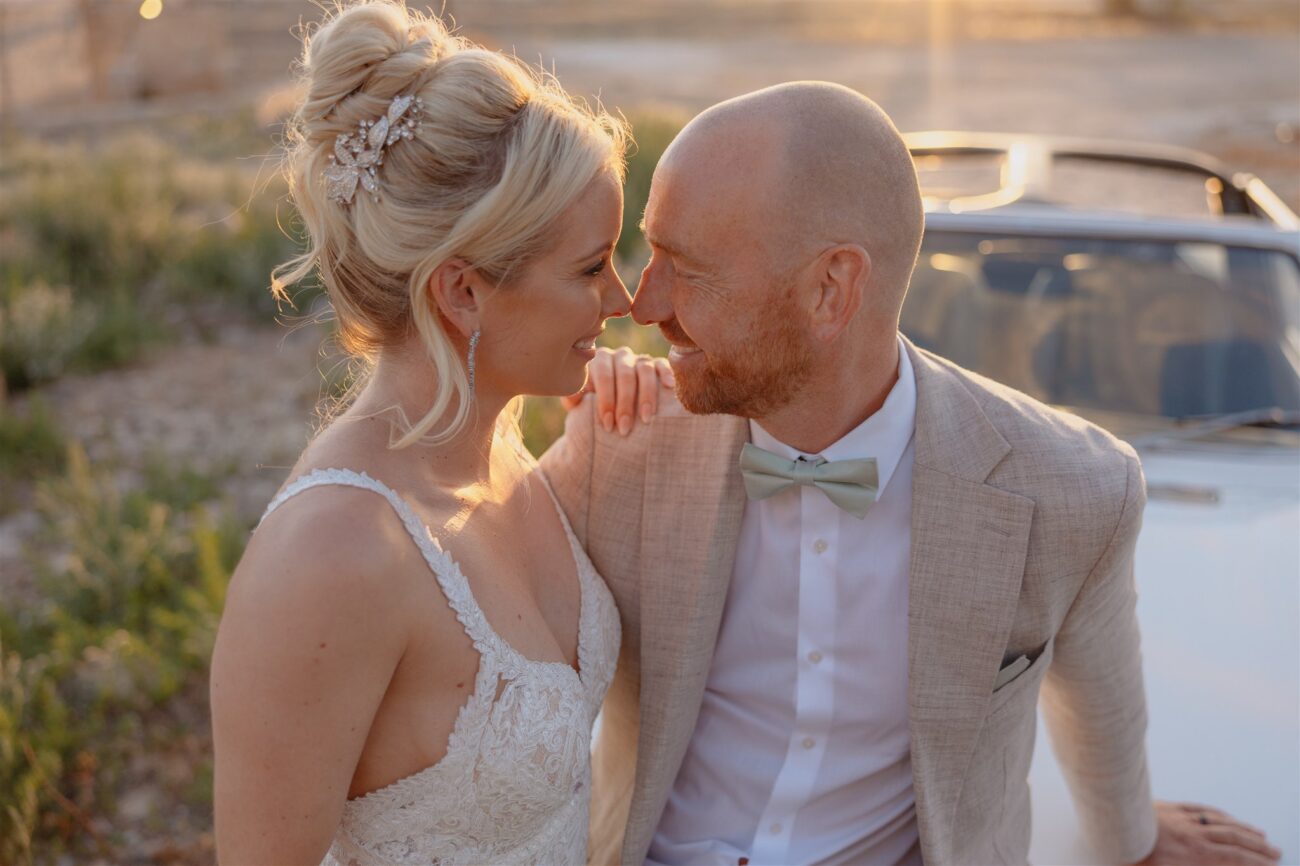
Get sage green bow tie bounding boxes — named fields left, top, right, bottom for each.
left=739, top=442, right=879, bottom=519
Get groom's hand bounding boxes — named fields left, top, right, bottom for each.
left=1129, top=801, right=1280, bottom=865
left=562, top=347, right=674, bottom=435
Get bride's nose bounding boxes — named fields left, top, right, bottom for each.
left=631, top=256, right=672, bottom=326
left=601, top=267, right=633, bottom=320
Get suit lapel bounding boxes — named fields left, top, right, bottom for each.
left=623, top=412, right=749, bottom=859
left=904, top=342, right=1036, bottom=864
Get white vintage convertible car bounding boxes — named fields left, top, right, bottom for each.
left=901, top=133, right=1300, bottom=864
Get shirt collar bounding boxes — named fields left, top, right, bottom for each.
left=749, top=335, right=917, bottom=497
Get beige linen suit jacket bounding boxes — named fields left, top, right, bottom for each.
left=540, top=338, right=1159, bottom=866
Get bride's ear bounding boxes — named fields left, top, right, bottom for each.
left=427, top=257, right=485, bottom=339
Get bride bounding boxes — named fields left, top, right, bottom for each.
left=209, top=3, right=665, bottom=863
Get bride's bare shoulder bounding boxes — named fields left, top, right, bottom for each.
left=227, top=478, right=427, bottom=636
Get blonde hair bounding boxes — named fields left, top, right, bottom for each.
left=274, top=1, right=628, bottom=447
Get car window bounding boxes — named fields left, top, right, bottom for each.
left=902, top=232, right=1300, bottom=419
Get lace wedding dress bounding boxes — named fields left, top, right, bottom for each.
left=256, top=467, right=621, bottom=866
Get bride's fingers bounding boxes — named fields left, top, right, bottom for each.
left=588, top=349, right=617, bottom=432
left=584, top=347, right=674, bottom=432
left=635, top=358, right=659, bottom=423
left=611, top=347, right=638, bottom=435
left=654, top=357, right=675, bottom=389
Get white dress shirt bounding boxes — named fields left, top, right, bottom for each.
left=647, top=339, right=921, bottom=866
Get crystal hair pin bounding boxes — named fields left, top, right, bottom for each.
left=323, top=93, right=424, bottom=205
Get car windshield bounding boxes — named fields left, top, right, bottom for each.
left=901, top=232, right=1300, bottom=421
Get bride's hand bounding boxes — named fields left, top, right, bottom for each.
left=561, top=347, right=675, bottom=435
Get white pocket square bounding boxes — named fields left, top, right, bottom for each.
left=992, top=654, right=1032, bottom=691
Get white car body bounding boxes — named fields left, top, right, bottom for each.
left=1030, top=438, right=1300, bottom=864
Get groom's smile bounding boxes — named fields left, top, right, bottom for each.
left=657, top=319, right=702, bottom=361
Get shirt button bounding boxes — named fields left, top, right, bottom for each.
left=770, top=822, right=783, bottom=834
left=802, top=737, right=816, bottom=749
left=808, top=650, right=823, bottom=664
left=813, top=539, right=829, bottom=554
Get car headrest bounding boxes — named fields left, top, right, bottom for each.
left=1158, top=339, right=1285, bottom=418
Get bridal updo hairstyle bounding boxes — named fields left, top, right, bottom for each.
left=274, top=1, right=629, bottom=446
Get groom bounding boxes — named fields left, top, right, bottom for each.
left=543, top=82, right=1278, bottom=865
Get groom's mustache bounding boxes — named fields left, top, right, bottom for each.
left=658, top=320, right=697, bottom=350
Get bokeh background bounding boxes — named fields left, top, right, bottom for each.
left=0, top=0, right=1296, bottom=862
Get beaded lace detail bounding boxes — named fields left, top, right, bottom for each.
left=256, top=467, right=621, bottom=866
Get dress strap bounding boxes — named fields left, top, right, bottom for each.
left=533, top=470, right=583, bottom=559
left=257, top=468, right=502, bottom=657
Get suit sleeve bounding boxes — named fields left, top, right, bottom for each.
left=1040, top=447, right=1159, bottom=865
left=538, top=394, right=596, bottom=549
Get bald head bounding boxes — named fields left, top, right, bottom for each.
left=657, top=82, right=924, bottom=309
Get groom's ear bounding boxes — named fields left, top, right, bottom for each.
left=810, top=244, right=871, bottom=342
left=426, top=257, right=486, bottom=339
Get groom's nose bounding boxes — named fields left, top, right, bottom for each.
left=632, top=257, right=672, bottom=326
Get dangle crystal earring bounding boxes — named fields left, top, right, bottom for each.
left=467, top=329, right=481, bottom=394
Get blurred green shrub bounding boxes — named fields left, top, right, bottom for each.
left=619, top=109, right=686, bottom=263
left=0, top=282, right=95, bottom=390
left=0, top=444, right=245, bottom=863
left=0, top=134, right=297, bottom=393
left=0, top=107, right=682, bottom=397
left=0, top=398, right=66, bottom=492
